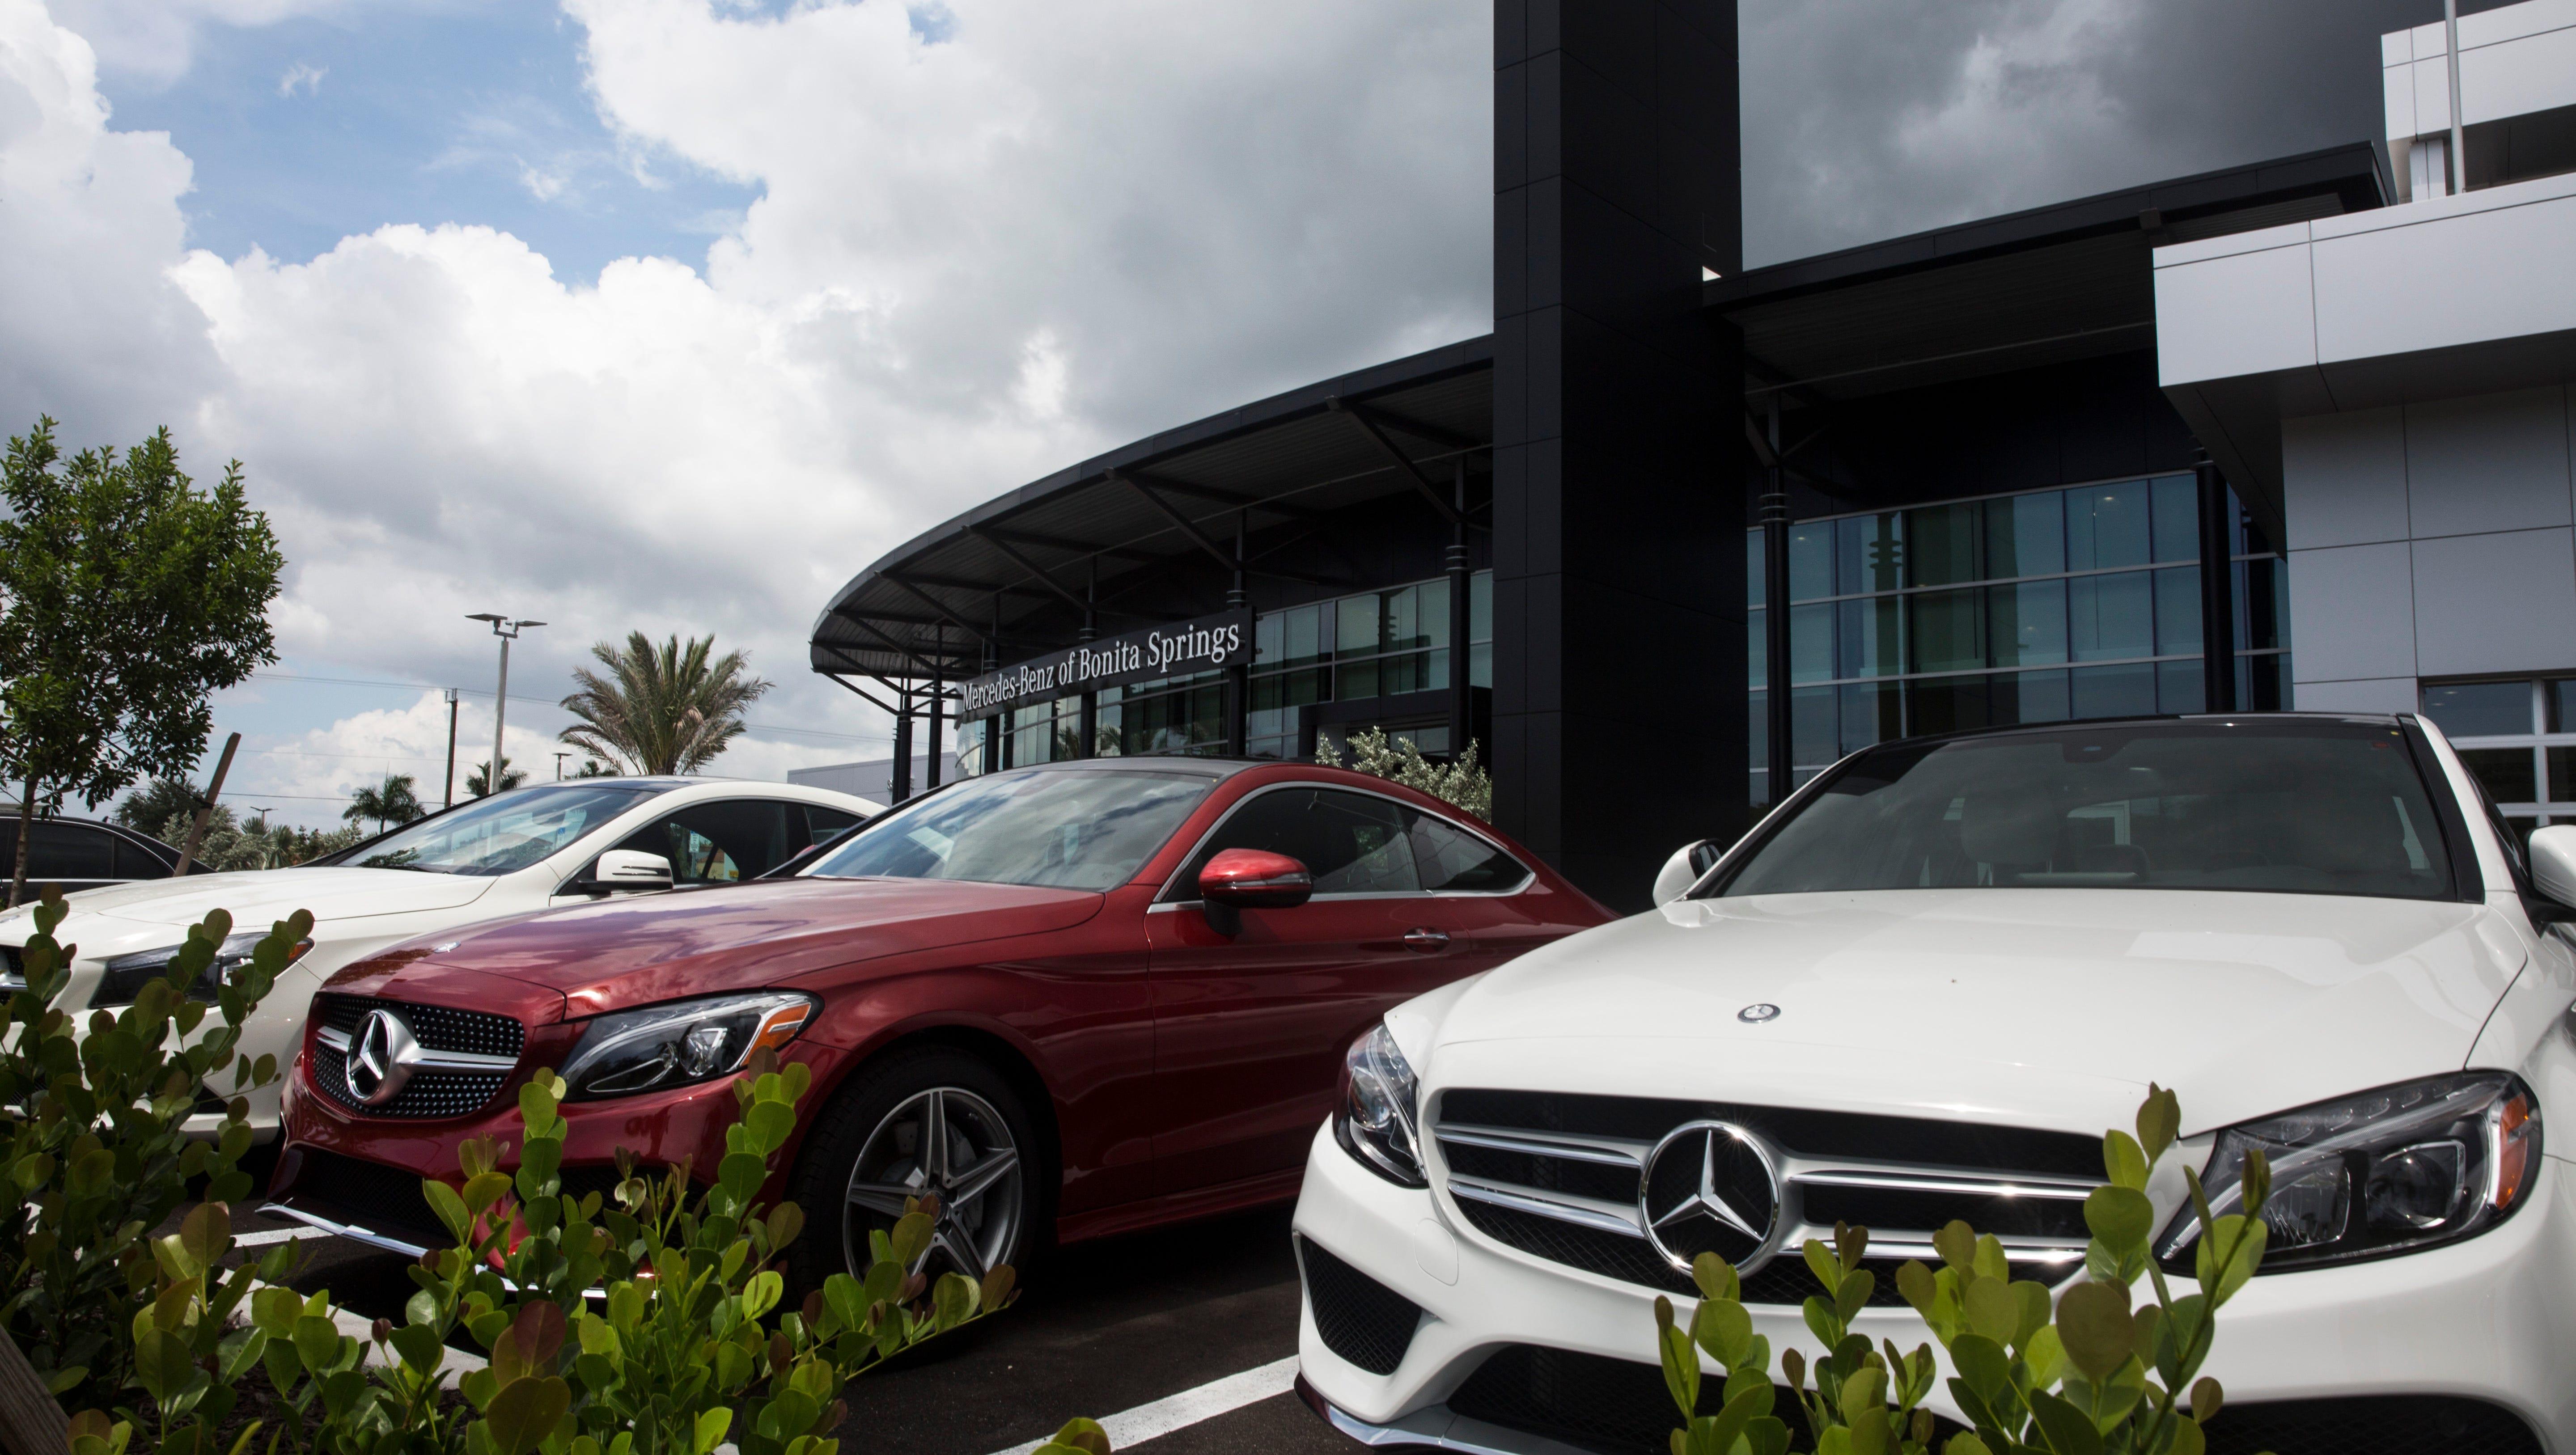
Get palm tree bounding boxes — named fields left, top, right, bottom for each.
left=464, top=757, right=526, bottom=797
left=344, top=773, right=425, bottom=832
left=558, top=633, right=770, bottom=775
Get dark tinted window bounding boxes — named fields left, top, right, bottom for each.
left=30, top=823, right=114, bottom=880
left=1409, top=813, right=1526, bottom=893
left=1714, top=720, right=2455, bottom=902
left=614, top=800, right=796, bottom=885
left=115, top=836, right=175, bottom=879
left=1182, top=787, right=1420, bottom=896
left=801, top=805, right=862, bottom=848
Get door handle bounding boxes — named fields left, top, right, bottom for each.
left=1403, top=927, right=1451, bottom=952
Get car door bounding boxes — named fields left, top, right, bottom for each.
left=1407, top=807, right=1570, bottom=973
left=1144, top=783, right=1467, bottom=1196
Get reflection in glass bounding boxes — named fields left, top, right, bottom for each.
left=1790, top=603, right=1834, bottom=683
left=2068, top=486, right=2150, bottom=571
left=2458, top=748, right=2538, bottom=804
left=1788, top=523, right=1834, bottom=602
left=1746, top=530, right=1766, bottom=608
left=2151, top=475, right=2199, bottom=563
left=1987, top=580, right=2068, bottom=667
left=1906, top=675, right=1988, bottom=736
left=2003, top=670, right=2071, bottom=725
left=2154, top=567, right=2202, bottom=656
left=1747, top=609, right=1767, bottom=689
left=2072, top=663, right=2157, bottom=719
left=2158, top=659, right=2205, bottom=715
left=2422, top=681, right=2532, bottom=737
left=1906, top=501, right=1979, bottom=587
left=2070, top=572, right=2153, bottom=662
left=1909, top=589, right=1984, bottom=674
left=1837, top=514, right=1904, bottom=595
left=1986, top=492, right=2064, bottom=579
left=2237, top=558, right=2290, bottom=651
left=1837, top=597, right=1902, bottom=679
left=1792, top=685, right=1837, bottom=766
left=1840, top=681, right=1900, bottom=756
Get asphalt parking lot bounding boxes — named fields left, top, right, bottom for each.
left=233, top=1199, right=1351, bottom=1455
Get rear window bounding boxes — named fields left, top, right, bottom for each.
left=1712, top=719, right=2457, bottom=902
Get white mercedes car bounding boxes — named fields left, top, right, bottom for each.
left=0, top=777, right=877, bottom=1143
left=1292, top=713, right=2572, bottom=1455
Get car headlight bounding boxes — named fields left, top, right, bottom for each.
left=95, top=931, right=314, bottom=1007
left=2156, top=1071, right=2542, bottom=1273
left=560, top=991, right=817, bottom=1100
left=1333, top=1021, right=1425, bottom=1188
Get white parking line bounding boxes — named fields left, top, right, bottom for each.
left=988, top=1355, right=1301, bottom=1455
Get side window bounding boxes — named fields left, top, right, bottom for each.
left=1179, top=787, right=1420, bottom=897
left=115, top=836, right=174, bottom=879
left=611, top=801, right=795, bottom=885
left=801, top=805, right=863, bottom=849
left=30, top=823, right=114, bottom=880
left=1409, top=812, right=1528, bottom=893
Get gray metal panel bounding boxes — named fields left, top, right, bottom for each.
left=2287, top=541, right=2419, bottom=682
left=2405, top=386, right=2574, bottom=539
left=2284, top=406, right=2412, bottom=549
left=2289, top=677, right=2419, bottom=713
left=2412, top=526, right=2576, bottom=676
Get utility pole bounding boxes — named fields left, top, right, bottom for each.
left=554, top=751, right=568, bottom=781
left=466, top=613, right=543, bottom=797
left=174, top=732, right=242, bottom=877
left=442, top=688, right=459, bottom=809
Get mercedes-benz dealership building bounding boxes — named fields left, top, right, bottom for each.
left=809, top=0, right=2576, bottom=908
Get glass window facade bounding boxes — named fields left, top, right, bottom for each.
left=2420, top=677, right=2576, bottom=845
left=1747, top=477, right=2291, bottom=812
left=969, top=568, right=1496, bottom=771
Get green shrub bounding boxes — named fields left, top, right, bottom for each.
left=1654, top=1086, right=2269, bottom=1455
left=1315, top=727, right=1492, bottom=821
left=0, top=890, right=300, bottom=1408
left=125, top=1053, right=1010, bottom=1455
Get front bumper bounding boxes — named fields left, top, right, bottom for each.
left=271, top=1039, right=845, bottom=1249
left=1291, top=1121, right=2576, bottom=1454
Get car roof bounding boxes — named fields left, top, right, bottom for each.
left=1861, top=711, right=2414, bottom=754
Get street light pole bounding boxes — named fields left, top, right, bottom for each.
left=467, top=613, right=544, bottom=797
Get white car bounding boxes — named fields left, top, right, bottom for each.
left=1292, top=713, right=2573, bottom=1455
left=0, top=778, right=879, bottom=1143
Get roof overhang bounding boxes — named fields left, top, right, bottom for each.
left=810, top=336, right=1491, bottom=688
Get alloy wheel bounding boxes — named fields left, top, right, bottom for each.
left=843, top=1085, right=1024, bottom=1281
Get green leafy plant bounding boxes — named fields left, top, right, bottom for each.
left=1315, top=726, right=1492, bottom=821
left=0, top=890, right=301, bottom=1408
left=1656, top=1086, right=2271, bottom=1455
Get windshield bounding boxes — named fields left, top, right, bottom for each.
left=805, top=770, right=1211, bottom=891
left=347, top=782, right=664, bottom=876
left=1712, top=719, right=2457, bottom=901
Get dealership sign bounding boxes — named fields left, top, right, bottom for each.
left=959, top=609, right=1253, bottom=715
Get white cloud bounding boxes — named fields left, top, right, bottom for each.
left=275, top=59, right=323, bottom=97
left=0, top=0, right=1489, bottom=798
left=44, top=0, right=356, bottom=85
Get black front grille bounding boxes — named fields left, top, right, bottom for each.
left=1297, top=1237, right=1420, bottom=1376
left=1439, top=1089, right=2097, bottom=1303
left=310, top=994, right=523, bottom=1119
left=281, top=1148, right=452, bottom=1250
left=2202, top=1396, right=2540, bottom=1455
left=1441, top=1091, right=2100, bottom=1177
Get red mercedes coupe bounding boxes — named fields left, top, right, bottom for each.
left=267, top=757, right=1610, bottom=1287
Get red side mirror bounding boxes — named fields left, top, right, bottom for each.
left=1198, top=847, right=1314, bottom=909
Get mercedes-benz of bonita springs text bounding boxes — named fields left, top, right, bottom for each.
left=961, top=614, right=1250, bottom=715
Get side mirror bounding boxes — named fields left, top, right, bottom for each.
left=2526, top=825, right=2576, bottom=922
left=586, top=849, right=674, bottom=894
left=1651, top=839, right=1722, bottom=908
left=1197, top=848, right=1313, bottom=936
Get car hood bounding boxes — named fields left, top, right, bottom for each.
left=25, top=867, right=502, bottom=932
left=1419, top=888, right=2523, bottom=1139
left=327, top=876, right=1106, bottom=1015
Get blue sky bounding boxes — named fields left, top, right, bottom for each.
left=98, top=2, right=759, bottom=286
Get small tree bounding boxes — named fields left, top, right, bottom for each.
left=466, top=755, right=526, bottom=796
left=0, top=420, right=282, bottom=906
left=344, top=772, right=425, bottom=831
left=1316, top=726, right=1493, bottom=821
left=559, top=631, right=770, bottom=775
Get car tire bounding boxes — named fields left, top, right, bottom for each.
left=785, top=1047, right=1042, bottom=1300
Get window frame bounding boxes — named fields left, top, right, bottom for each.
left=1152, top=780, right=1531, bottom=907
